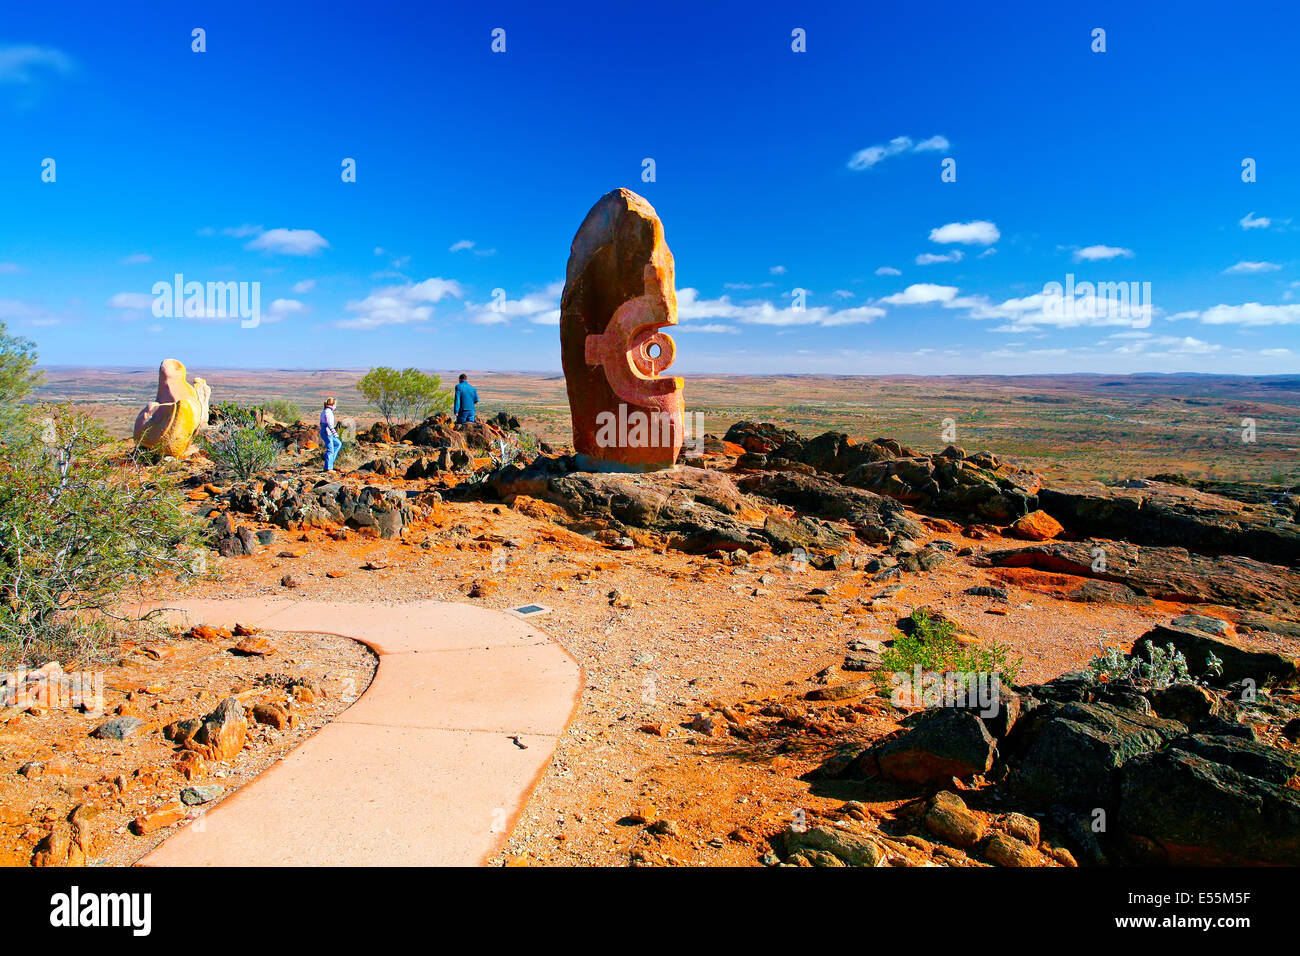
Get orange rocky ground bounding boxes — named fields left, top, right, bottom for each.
left=7, top=440, right=1297, bottom=867
left=73, top=469, right=1299, bottom=865
left=1, top=626, right=374, bottom=867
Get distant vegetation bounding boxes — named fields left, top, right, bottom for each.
left=356, top=367, right=451, bottom=427
left=264, top=399, right=302, bottom=423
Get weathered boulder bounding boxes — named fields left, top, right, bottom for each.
left=542, top=467, right=764, bottom=553
left=866, top=708, right=997, bottom=785
left=1007, top=701, right=1185, bottom=808
left=922, top=791, right=986, bottom=848
left=186, top=697, right=247, bottom=762
left=736, top=472, right=924, bottom=544
left=986, top=539, right=1300, bottom=615
left=1118, top=744, right=1300, bottom=865
left=1037, top=479, right=1300, bottom=566
left=783, top=826, right=885, bottom=867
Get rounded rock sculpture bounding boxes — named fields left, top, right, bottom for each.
left=561, top=188, right=685, bottom=472
left=133, top=358, right=211, bottom=457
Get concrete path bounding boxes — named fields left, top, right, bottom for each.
left=133, top=599, right=581, bottom=867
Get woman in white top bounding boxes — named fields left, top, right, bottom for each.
left=319, top=397, right=342, bottom=471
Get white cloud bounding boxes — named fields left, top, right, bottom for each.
left=678, top=287, right=883, bottom=327
left=266, top=298, right=307, bottom=322
left=1239, top=212, right=1271, bottom=230
left=0, top=44, right=75, bottom=85
left=770, top=265, right=787, bottom=275
left=675, top=323, right=740, bottom=334
left=1223, top=261, right=1282, bottom=274
left=119, top=253, right=152, bottom=265
left=957, top=289, right=1158, bottom=330
left=221, top=224, right=264, bottom=238
left=291, top=279, right=316, bottom=294
left=449, top=239, right=495, bottom=257
left=916, top=251, right=963, bottom=265
left=0, top=298, right=59, bottom=325
left=337, top=277, right=464, bottom=329
left=1191, top=303, right=1300, bottom=326
left=880, top=283, right=958, bottom=305
left=875, top=266, right=901, bottom=276
left=847, top=134, right=949, bottom=171
left=1074, top=245, right=1134, bottom=261
left=0, top=262, right=24, bottom=274
left=109, top=292, right=154, bottom=310
left=929, top=221, right=1000, bottom=245
left=831, top=290, right=854, bottom=299
left=461, top=281, right=563, bottom=326
left=246, top=228, right=329, bottom=256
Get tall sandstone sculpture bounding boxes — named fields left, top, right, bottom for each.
left=133, top=358, right=211, bottom=457
left=561, top=188, right=685, bottom=472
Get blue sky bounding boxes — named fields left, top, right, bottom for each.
left=2, top=0, right=1298, bottom=374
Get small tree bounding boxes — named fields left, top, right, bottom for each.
left=203, top=421, right=283, bottom=480
left=1, top=406, right=204, bottom=662
left=0, top=321, right=43, bottom=436
left=356, top=367, right=451, bottom=427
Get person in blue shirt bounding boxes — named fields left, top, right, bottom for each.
left=453, top=373, right=479, bottom=425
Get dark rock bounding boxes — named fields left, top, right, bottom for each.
left=1147, top=683, right=1218, bottom=726
left=1038, top=479, right=1300, bottom=567
left=91, top=716, right=144, bottom=740
left=869, top=708, right=997, bottom=786
left=762, top=514, right=850, bottom=555
left=1118, top=747, right=1300, bottom=865
left=737, top=472, right=925, bottom=544
left=1167, top=734, right=1300, bottom=786
left=986, top=539, right=1300, bottom=616
left=1008, top=701, right=1185, bottom=808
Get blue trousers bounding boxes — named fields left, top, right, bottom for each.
left=321, top=429, right=342, bottom=470
left=456, top=408, right=475, bottom=425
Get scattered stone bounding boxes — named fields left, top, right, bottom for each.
left=784, top=826, right=885, bottom=867
left=922, top=791, right=986, bottom=848
left=90, top=715, right=144, bottom=741
left=180, top=785, right=223, bottom=806
left=1010, top=510, right=1064, bottom=541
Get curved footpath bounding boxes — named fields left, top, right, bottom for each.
left=132, top=599, right=582, bottom=867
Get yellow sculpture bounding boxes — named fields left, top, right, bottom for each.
left=133, top=359, right=211, bottom=457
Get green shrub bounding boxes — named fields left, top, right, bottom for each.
left=203, top=421, right=283, bottom=479
left=878, top=608, right=1023, bottom=684
left=264, top=399, right=301, bottom=423
left=356, top=367, right=451, bottom=427
left=209, top=400, right=259, bottom=427
left=0, top=406, right=204, bottom=664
